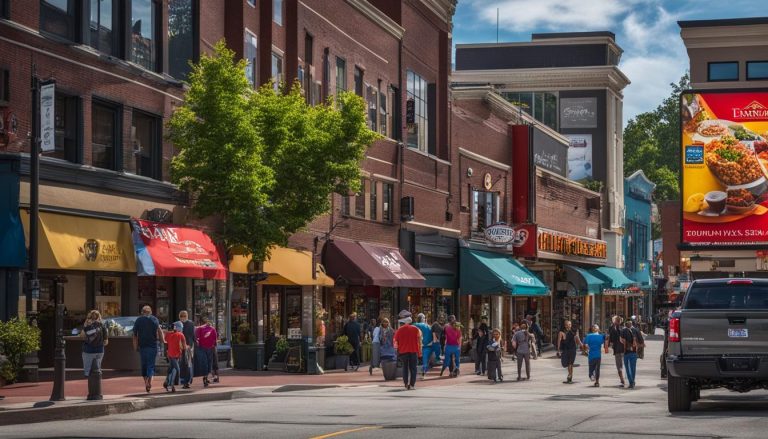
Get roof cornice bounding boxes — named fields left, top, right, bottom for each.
left=457, top=37, right=623, bottom=56
left=346, top=0, right=405, bottom=40
left=451, top=66, right=630, bottom=96
left=680, top=23, right=768, bottom=48
left=419, top=0, right=457, bottom=25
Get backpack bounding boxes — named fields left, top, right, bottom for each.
left=84, top=323, right=104, bottom=348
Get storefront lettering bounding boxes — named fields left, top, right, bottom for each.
left=140, top=225, right=180, bottom=244
left=537, top=229, right=607, bottom=259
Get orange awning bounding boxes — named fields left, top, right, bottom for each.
left=230, top=247, right=334, bottom=287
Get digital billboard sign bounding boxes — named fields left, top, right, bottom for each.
left=681, top=90, right=768, bottom=247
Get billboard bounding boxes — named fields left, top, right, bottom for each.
left=681, top=90, right=768, bottom=247
left=565, top=134, right=593, bottom=181
left=532, top=126, right=568, bottom=177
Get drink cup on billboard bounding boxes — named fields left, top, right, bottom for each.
left=704, top=191, right=727, bottom=214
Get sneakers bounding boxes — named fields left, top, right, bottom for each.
left=589, top=374, right=595, bottom=382
left=594, top=382, right=600, bottom=387
left=213, top=377, right=220, bottom=384
left=563, top=376, right=573, bottom=384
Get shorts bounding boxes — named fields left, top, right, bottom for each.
left=560, top=349, right=577, bottom=368
left=614, top=353, right=624, bottom=369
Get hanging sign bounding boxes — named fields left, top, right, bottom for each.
left=40, top=81, right=55, bottom=152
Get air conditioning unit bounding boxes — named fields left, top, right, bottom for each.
left=401, top=196, right=414, bottom=221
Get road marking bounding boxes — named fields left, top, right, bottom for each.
left=310, top=426, right=382, bottom=439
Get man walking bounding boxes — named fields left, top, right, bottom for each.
left=605, top=315, right=627, bottom=387
left=584, top=324, right=607, bottom=387
left=132, top=305, right=164, bottom=393
left=178, top=310, right=195, bottom=388
left=393, top=310, right=422, bottom=390
left=621, top=320, right=645, bottom=389
left=431, top=314, right=445, bottom=362
left=512, top=321, right=532, bottom=381
left=343, top=313, right=362, bottom=371
left=414, top=313, right=439, bottom=378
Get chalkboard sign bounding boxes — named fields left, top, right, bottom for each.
left=285, top=345, right=302, bottom=373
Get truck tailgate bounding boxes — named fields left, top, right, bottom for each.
left=681, top=310, right=768, bottom=356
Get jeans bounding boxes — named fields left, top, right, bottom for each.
left=166, top=357, right=180, bottom=387
left=589, top=357, right=602, bottom=381
left=350, top=343, right=361, bottom=366
left=488, top=357, right=503, bottom=381
left=442, top=345, right=461, bottom=373
left=422, top=343, right=441, bottom=373
left=401, top=352, right=418, bottom=387
left=624, top=352, right=638, bottom=386
left=516, top=352, right=531, bottom=378
left=203, top=347, right=218, bottom=374
left=180, top=349, right=193, bottom=385
left=475, top=350, right=487, bottom=374
left=82, top=352, right=104, bottom=377
left=139, top=346, right=158, bottom=378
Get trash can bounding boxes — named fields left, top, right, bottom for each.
left=381, top=358, right=397, bottom=381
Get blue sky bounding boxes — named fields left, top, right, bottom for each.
left=452, top=0, right=765, bottom=123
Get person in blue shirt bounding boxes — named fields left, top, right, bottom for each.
left=414, top=313, right=438, bottom=378
left=584, top=324, right=607, bottom=388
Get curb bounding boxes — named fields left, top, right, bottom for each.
left=0, top=389, right=255, bottom=426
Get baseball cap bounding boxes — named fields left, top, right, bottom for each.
left=173, top=321, right=183, bottom=331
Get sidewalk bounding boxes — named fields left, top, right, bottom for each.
left=0, top=362, right=481, bottom=425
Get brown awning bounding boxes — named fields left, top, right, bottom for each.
left=323, top=240, right=425, bottom=288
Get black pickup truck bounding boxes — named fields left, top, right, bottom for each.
left=666, top=278, right=768, bottom=412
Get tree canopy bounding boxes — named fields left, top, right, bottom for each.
left=169, top=41, right=378, bottom=261
left=624, top=73, right=690, bottom=203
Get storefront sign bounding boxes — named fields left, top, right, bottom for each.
left=484, top=222, right=532, bottom=250
left=537, top=227, right=607, bottom=263
left=40, top=81, right=55, bottom=152
left=510, top=224, right=538, bottom=257
left=560, top=97, right=597, bottom=129
left=681, top=90, right=768, bottom=248
left=532, top=127, right=568, bottom=177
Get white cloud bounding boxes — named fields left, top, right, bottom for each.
left=620, top=55, right=688, bottom=122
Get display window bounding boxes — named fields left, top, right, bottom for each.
left=94, top=275, right=121, bottom=317
left=231, top=274, right=249, bottom=333
left=285, top=288, right=302, bottom=339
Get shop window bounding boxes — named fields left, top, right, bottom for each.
left=231, top=274, right=249, bottom=333
left=747, top=61, right=768, bottom=80
left=471, top=190, right=501, bottom=232
left=406, top=69, right=428, bottom=152
left=193, top=279, right=226, bottom=336
left=273, top=0, right=282, bottom=26
left=366, top=84, right=377, bottom=131
left=335, top=57, right=346, bottom=95
left=501, top=91, right=558, bottom=131
left=40, top=0, right=80, bottom=42
left=88, top=0, right=120, bottom=56
left=244, top=30, right=258, bottom=86
left=285, top=289, right=301, bottom=339
left=271, top=52, right=283, bottom=90
left=130, top=0, right=160, bottom=72
left=138, top=277, right=172, bottom=324
left=354, top=67, right=363, bottom=97
left=267, top=287, right=281, bottom=336
left=131, top=110, right=161, bottom=180
left=91, top=99, right=120, bottom=171
left=46, top=92, right=81, bottom=163
left=95, top=275, right=121, bottom=317
left=708, top=62, right=738, bottom=82
left=168, top=0, right=197, bottom=81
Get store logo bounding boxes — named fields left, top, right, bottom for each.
left=484, top=223, right=530, bottom=248
left=81, top=239, right=100, bottom=262
left=732, top=101, right=768, bottom=120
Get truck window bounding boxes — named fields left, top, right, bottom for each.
left=686, top=285, right=768, bottom=310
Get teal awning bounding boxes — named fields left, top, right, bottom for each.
left=0, top=165, right=26, bottom=268
left=590, top=267, right=638, bottom=289
left=564, top=265, right=605, bottom=295
left=459, top=248, right=549, bottom=296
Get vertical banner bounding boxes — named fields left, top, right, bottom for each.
left=40, top=81, right=55, bottom=152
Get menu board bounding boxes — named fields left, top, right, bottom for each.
left=681, top=91, right=768, bottom=247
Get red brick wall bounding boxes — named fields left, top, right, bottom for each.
left=535, top=173, right=601, bottom=238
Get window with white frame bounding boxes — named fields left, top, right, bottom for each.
left=471, top=190, right=501, bottom=231
left=271, top=52, right=283, bottom=90
left=244, top=31, right=257, bottom=87
left=366, top=84, right=377, bottom=131
left=341, top=178, right=394, bottom=223
left=406, top=69, right=428, bottom=152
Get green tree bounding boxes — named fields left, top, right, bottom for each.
left=169, top=41, right=378, bottom=261
left=0, top=318, right=41, bottom=383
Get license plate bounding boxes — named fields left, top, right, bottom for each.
left=728, top=328, right=749, bottom=338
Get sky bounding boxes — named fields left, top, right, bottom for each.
left=452, top=0, right=765, bottom=124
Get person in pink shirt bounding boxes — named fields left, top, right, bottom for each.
left=195, top=316, right=219, bottom=387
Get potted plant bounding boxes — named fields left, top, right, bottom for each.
left=231, top=323, right=259, bottom=370
left=333, top=335, right=354, bottom=371
left=267, top=336, right=289, bottom=371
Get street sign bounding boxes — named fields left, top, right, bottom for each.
left=40, top=81, right=55, bottom=152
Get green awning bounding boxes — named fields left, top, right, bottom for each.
left=564, top=265, right=605, bottom=295
left=459, top=248, right=549, bottom=296
left=590, top=267, right=638, bottom=289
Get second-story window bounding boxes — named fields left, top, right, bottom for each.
left=40, top=0, right=80, bottom=42
left=131, top=110, right=162, bottom=180
left=747, top=61, right=768, bottom=80
left=335, top=57, right=347, bottom=96
left=342, top=179, right=394, bottom=223
left=273, top=0, right=282, bottom=26
left=366, top=84, right=377, bottom=132
left=354, top=67, right=363, bottom=96
left=168, top=0, right=196, bottom=81
left=379, top=82, right=389, bottom=138
left=471, top=190, right=500, bottom=232
left=271, top=52, right=283, bottom=90
left=47, top=92, right=81, bottom=163
left=92, top=99, right=120, bottom=171
left=406, top=70, right=428, bottom=152
left=708, top=62, right=738, bottom=82
left=89, top=0, right=119, bottom=56
left=131, top=0, right=159, bottom=72
left=244, top=31, right=258, bottom=87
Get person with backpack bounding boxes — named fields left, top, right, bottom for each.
left=530, top=316, right=545, bottom=358
left=512, top=321, right=533, bottom=381
left=81, top=310, right=108, bottom=400
left=620, top=320, right=645, bottom=389
left=133, top=305, right=164, bottom=393
left=605, top=315, right=627, bottom=387
left=163, top=321, right=187, bottom=393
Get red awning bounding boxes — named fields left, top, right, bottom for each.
left=132, top=219, right=227, bottom=280
left=323, top=240, right=425, bottom=288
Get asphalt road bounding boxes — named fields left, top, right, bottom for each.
left=4, top=333, right=768, bottom=439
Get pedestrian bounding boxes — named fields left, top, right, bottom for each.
left=195, top=316, right=219, bottom=387
left=414, top=313, right=439, bottom=378
left=440, top=315, right=462, bottom=377
left=557, top=320, right=583, bottom=384
left=604, top=315, right=627, bottom=387
left=621, top=320, right=645, bottom=389
left=178, top=310, right=195, bottom=388
left=584, top=324, right=607, bottom=387
left=474, top=326, right=488, bottom=376
left=513, top=321, right=533, bottom=381
left=393, top=310, right=422, bottom=390
left=369, top=318, right=381, bottom=375
left=132, top=305, right=164, bottom=393
left=343, top=313, right=362, bottom=371
left=379, top=318, right=396, bottom=361
left=431, top=315, right=445, bottom=361
left=81, top=310, right=108, bottom=400
left=486, top=328, right=504, bottom=383
left=530, top=316, right=544, bottom=357
left=163, top=321, right=187, bottom=393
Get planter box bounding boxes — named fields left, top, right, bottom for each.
left=232, top=344, right=259, bottom=370
left=334, top=354, right=349, bottom=371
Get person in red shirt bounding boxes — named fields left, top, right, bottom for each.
left=164, top=321, right=187, bottom=392
left=195, top=316, right=219, bottom=387
left=393, top=310, right=422, bottom=390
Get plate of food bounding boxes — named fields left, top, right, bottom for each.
left=726, top=188, right=757, bottom=214
left=693, top=119, right=733, bottom=142
left=704, top=136, right=768, bottom=196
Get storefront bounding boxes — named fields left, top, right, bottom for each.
left=589, top=266, right=639, bottom=330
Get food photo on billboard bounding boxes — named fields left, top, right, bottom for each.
left=565, top=134, right=593, bottom=182
left=681, top=90, right=768, bottom=247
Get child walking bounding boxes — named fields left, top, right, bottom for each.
left=164, top=321, right=187, bottom=392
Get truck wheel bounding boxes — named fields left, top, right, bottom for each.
left=668, top=376, right=692, bottom=412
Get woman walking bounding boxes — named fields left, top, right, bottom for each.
left=369, top=319, right=381, bottom=375
left=379, top=318, right=396, bottom=362
left=81, top=310, right=108, bottom=400
left=440, top=315, right=462, bottom=377
left=512, top=321, right=532, bottom=381
left=557, top=320, right=583, bottom=384
left=584, top=324, right=607, bottom=387
left=486, top=328, right=504, bottom=383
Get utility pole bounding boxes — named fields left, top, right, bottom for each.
left=24, top=70, right=41, bottom=382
